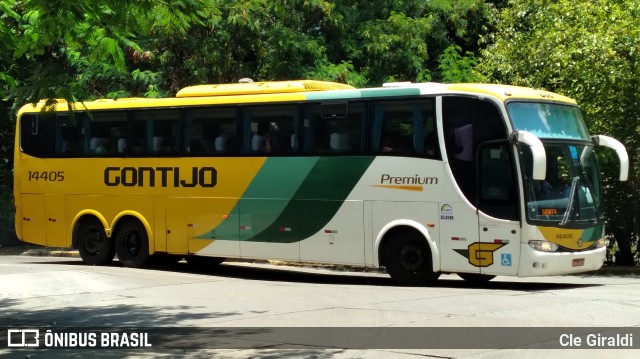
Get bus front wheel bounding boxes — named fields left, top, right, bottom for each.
left=76, top=218, right=115, bottom=265
left=115, top=219, right=149, bottom=268
left=384, top=231, right=440, bottom=286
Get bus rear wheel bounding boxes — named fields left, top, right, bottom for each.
left=115, top=219, right=149, bottom=268
left=384, top=231, right=440, bottom=286
left=76, top=218, right=115, bottom=265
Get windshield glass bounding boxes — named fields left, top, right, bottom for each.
left=508, top=102, right=590, bottom=140
left=521, top=143, right=603, bottom=227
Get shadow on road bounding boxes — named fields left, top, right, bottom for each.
left=28, top=258, right=603, bottom=292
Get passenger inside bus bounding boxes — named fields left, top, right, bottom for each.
left=329, top=122, right=352, bottom=152
left=89, top=127, right=112, bottom=155
left=252, top=123, right=272, bottom=153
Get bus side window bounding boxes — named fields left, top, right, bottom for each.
left=442, top=96, right=508, bottom=206
left=302, top=105, right=328, bottom=154
left=370, top=99, right=437, bottom=158
left=80, top=111, right=127, bottom=156
left=20, top=114, right=55, bottom=157
left=131, top=110, right=180, bottom=156
left=323, top=102, right=364, bottom=154
left=183, top=107, right=237, bottom=156
left=55, top=114, right=79, bottom=157
left=243, top=105, right=297, bottom=155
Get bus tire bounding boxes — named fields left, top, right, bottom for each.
left=384, top=231, right=439, bottom=286
left=186, top=255, right=225, bottom=270
left=76, top=218, right=115, bottom=265
left=458, top=273, right=496, bottom=283
left=115, top=219, right=149, bottom=268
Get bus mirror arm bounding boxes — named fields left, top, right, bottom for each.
left=592, top=135, right=629, bottom=181
left=510, top=130, right=546, bottom=180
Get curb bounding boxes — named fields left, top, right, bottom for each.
left=23, top=249, right=80, bottom=258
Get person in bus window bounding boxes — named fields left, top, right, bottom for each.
left=252, top=123, right=272, bottom=153
left=381, top=135, right=395, bottom=153
left=90, top=127, right=112, bottom=155
left=329, top=122, right=351, bottom=151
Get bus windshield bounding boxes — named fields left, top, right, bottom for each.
left=521, top=143, right=603, bottom=227
left=508, top=102, right=590, bottom=140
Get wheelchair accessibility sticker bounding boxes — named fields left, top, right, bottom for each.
left=501, top=253, right=512, bottom=266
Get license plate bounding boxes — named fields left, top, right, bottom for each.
left=572, top=258, right=585, bottom=267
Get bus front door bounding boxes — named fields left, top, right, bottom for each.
left=476, top=142, right=520, bottom=276
left=477, top=216, right=519, bottom=276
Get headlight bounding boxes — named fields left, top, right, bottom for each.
left=596, top=238, right=608, bottom=248
left=528, top=240, right=559, bottom=252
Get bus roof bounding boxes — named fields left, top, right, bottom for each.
left=446, top=83, right=577, bottom=104
left=176, top=80, right=355, bottom=97
left=17, top=81, right=577, bottom=114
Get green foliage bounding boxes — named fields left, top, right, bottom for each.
left=438, top=45, right=486, bottom=83
left=480, top=0, right=640, bottom=264
left=0, top=0, right=498, bottom=241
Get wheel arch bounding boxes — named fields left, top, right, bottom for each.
left=71, top=210, right=111, bottom=249
left=375, top=220, right=440, bottom=272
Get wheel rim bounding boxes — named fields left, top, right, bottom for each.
left=399, top=243, right=426, bottom=272
left=84, top=228, right=103, bottom=255
left=122, top=230, right=142, bottom=258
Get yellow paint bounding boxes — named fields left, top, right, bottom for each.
left=18, top=157, right=266, bottom=198
left=17, top=93, right=308, bottom=113
left=176, top=80, right=354, bottom=97
left=538, top=227, right=585, bottom=250
left=468, top=242, right=506, bottom=267
left=447, top=84, right=576, bottom=104
left=18, top=156, right=266, bottom=256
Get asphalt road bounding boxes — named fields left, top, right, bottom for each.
left=1, top=255, right=639, bottom=358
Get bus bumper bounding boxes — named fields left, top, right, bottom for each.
left=518, top=244, right=606, bottom=277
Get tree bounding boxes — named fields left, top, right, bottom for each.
left=1, top=0, right=219, bottom=105
left=142, top=0, right=496, bottom=90
left=0, top=0, right=498, bottom=242
left=479, top=0, right=640, bottom=264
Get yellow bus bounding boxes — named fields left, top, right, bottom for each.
left=13, top=80, right=629, bottom=285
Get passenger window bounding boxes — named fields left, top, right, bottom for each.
left=55, top=114, right=79, bottom=157
left=371, top=99, right=438, bottom=158
left=130, top=110, right=180, bottom=156
left=20, top=114, right=54, bottom=157
left=242, top=105, right=298, bottom=155
left=302, top=102, right=365, bottom=155
left=80, top=112, right=128, bottom=156
left=184, top=107, right=237, bottom=155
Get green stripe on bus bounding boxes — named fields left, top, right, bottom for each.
left=305, top=90, right=362, bottom=101
left=359, top=88, right=421, bottom=98
left=195, top=157, right=319, bottom=240
left=243, top=156, right=375, bottom=243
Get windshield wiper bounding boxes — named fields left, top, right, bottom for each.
left=560, top=176, right=579, bottom=226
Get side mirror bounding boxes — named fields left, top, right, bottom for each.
left=592, top=135, right=629, bottom=181
left=510, top=130, right=546, bottom=180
